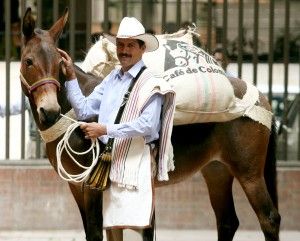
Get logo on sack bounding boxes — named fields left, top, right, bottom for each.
left=163, top=40, right=226, bottom=81
left=163, top=40, right=219, bottom=70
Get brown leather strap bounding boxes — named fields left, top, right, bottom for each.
left=20, top=72, right=61, bottom=96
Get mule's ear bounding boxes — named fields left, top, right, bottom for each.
left=22, top=8, right=35, bottom=42
left=49, top=8, right=69, bottom=43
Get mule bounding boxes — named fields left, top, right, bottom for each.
left=20, top=8, right=280, bottom=241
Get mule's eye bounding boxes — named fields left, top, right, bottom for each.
left=25, top=58, right=33, bottom=66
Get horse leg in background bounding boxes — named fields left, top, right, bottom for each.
left=202, top=161, right=239, bottom=241
left=224, top=120, right=280, bottom=241
left=69, top=184, right=104, bottom=241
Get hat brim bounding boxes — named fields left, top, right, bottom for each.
left=104, top=33, right=159, bottom=52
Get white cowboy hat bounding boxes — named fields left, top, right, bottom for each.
left=104, top=17, right=159, bottom=52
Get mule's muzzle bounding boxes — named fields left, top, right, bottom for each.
left=39, top=106, right=61, bottom=126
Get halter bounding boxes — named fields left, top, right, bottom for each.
left=20, top=71, right=61, bottom=95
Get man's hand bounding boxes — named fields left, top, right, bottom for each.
left=80, top=122, right=107, bottom=139
left=57, top=48, right=76, bottom=80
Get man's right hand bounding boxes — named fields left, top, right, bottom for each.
left=57, top=48, right=76, bottom=80
left=80, top=122, right=107, bottom=140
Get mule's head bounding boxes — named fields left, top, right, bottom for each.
left=21, top=8, right=68, bottom=129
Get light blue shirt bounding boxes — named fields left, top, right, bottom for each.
left=0, top=100, right=23, bottom=117
left=65, top=60, right=163, bottom=144
left=0, top=99, right=38, bottom=138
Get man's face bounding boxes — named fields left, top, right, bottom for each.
left=213, top=52, right=228, bottom=70
left=214, top=52, right=224, bottom=67
left=116, top=38, right=146, bottom=72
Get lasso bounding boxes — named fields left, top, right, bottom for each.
left=56, top=114, right=100, bottom=183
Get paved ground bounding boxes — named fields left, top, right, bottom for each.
left=0, top=230, right=299, bottom=241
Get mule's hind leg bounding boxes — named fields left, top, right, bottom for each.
left=226, top=120, right=281, bottom=241
left=202, top=161, right=239, bottom=241
left=238, top=176, right=280, bottom=241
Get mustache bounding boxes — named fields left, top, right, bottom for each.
left=119, top=53, right=131, bottom=58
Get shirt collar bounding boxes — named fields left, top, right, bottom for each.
left=116, top=60, right=145, bottom=80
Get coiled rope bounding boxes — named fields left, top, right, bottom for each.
left=56, top=114, right=100, bottom=183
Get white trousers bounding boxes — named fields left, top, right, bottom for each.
left=103, top=145, right=154, bottom=229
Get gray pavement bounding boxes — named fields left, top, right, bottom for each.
left=0, top=230, right=299, bottom=241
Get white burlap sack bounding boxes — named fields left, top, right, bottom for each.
left=143, top=31, right=235, bottom=125
left=81, top=38, right=119, bottom=78
left=82, top=30, right=236, bottom=125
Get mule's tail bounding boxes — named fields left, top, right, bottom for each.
left=264, top=118, right=278, bottom=209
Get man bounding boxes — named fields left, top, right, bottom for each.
left=59, top=17, right=175, bottom=233
left=213, top=47, right=235, bottom=78
left=0, top=99, right=46, bottom=159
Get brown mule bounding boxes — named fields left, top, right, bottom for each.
left=20, top=8, right=280, bottom=241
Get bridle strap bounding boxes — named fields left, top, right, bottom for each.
left=20, top=72, right=61, bottom=95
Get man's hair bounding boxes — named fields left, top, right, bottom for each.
left=137, top=39, right=145, bottom=48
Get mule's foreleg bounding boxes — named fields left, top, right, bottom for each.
left=69, top=184, right=104, bottom=241
left=68, top=183, right=88, bottom=232
left=202, top=161, right=239, bottom=241
left=83, top=186, right=104, bottom=241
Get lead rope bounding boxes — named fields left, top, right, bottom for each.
left=56, top=114, right=100, bottom=183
